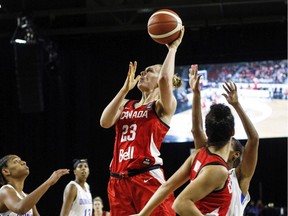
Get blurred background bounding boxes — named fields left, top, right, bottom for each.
left=0, top=0, right=287, bottom=215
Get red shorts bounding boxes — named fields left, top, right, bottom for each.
left=108, top=168, right=175, bottom=216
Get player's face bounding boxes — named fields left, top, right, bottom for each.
left=228, top=146, right=236, bottom=163
left=5, top=155, right=29, bottom=177
left=93, top=200, right=103, bottom=211
left=228, top=141, right=241, bottom=167
left=74, top=162, right=89, bottom=179
left=137, top=64, right=161, bottom=91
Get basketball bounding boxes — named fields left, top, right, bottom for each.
left=147, top=9, right=182, bottom=45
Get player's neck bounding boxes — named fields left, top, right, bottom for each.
left=7, top=181, right=25, bottom=193
left=208, top=144, right=231, bottom=162
left=139, top=93, right=158, bottom=106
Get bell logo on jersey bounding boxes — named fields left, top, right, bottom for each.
left=119, top=146, right=134, bottom=162
left=120, top=110, right=148, bottom=119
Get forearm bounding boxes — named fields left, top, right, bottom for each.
left=157, top=48, right=178, bottom=115
left=139, top=184, right=175, bottom=216
left=14, top=181, right=51, bottom=214
left=173, top=199, right=203, bottom=216
left=192, top=92, right=207, bottom=148
left=159, top=48, right=177, bottom=82
left=100, top=88, right=128, bottom=128
left=32, top=206, right=40, bottom=216
left=232, top=102, right=259, bottom=140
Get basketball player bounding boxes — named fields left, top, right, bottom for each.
left=60, top=159, right=92, bottom=216
left=92, top=196, right=110, bottom=216
left=189, top=64, right=259, bottom=215
left=132, top=100, right=234, bottom=216
left=100, top=27, right=184, bottom=216
left=0, top=154, right=69, bottom=215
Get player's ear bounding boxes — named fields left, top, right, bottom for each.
left=232, top=151, right=240, bottom=161
left=2, top=168, right=10, bottom=176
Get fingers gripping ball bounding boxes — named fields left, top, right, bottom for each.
left=147, top=9, right=182, bottom=45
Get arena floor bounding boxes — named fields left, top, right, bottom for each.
left=165, top=98, right=288, bottom=142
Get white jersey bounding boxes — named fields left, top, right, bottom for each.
left=227, top=168, right=250, bottom=216
left=0, top=184, right=33, bottom=216
left=65, top=181, right=92, bottom=216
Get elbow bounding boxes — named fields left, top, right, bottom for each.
left=100, top=120, right=110, bottom=128
left=14, top=207, right=31, bottom=215
left=172, top=196, right=196, bottom=215
left=191, top=128, right=197, bottom=136
left=158, top=74, right=170, bottom=85
left=250, top=132, right=259, bottom=144
left=191, top=127, right=204, bottom=136
left=172, top=197, right=183, bottom=215
left=99, top=117, right=113, bottom=129
left=100, top=123, right=112, bottom=129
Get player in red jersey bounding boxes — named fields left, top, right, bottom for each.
left=189, top=64, right=259, bottom=216
left=100, top=27, right=184, bottom=216
left=132, top=103, right=233, bottom=216
left=132, top=73, right=236, bottom=215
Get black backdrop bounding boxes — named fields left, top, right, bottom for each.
left=0, top=21, right=287, bottom=214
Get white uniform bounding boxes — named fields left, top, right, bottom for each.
left=0, top=184, right=33, bottom=216
left=65, top=181, right=92, bottom=216
left=227, top=168, right=250, bottom=216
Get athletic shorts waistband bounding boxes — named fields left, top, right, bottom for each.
left=110, top=165, right=161, bottom=179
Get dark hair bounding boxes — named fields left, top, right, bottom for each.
left=0, top=155, right=13, bottom=185
left=205, top=103, right=234, bottom=147
left=231, top=137, right=244, bottom=168
left=73, top=159, right=88, bottom=170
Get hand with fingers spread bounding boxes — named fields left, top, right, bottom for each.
left=100, top=24, right=183, bottom=215
left=189, top=64, right=201, bottom=93
left=122, top=61, right=141, bottom=93
left=222, top=81, right=239, bottom=106
left=46, top=169, right=70, bottom=186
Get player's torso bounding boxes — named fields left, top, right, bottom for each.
left=226, top=168, right=250, bottom=216
left=111, top=100, right=169, bottom=172
left=191, top=148, right=232, bottom=216
left=69, top=182, right=92, bottom=216
left=0, top=185, right=33, bottom=216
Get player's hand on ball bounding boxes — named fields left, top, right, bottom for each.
left=167, top=26, right=184, bottom=49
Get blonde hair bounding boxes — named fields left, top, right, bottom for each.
left=173, top=73, right=182, bottom=89
left=93, top=196, right=103, bottom=204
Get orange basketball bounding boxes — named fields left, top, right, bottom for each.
left=147, top=9, right=182, bottom=45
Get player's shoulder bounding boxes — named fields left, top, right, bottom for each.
left=65, top=181, right=78, bottom=190
left=204, top=164, right=229, bottom=180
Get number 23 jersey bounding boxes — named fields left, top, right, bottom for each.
left=110, top=100, right=169, bottom=173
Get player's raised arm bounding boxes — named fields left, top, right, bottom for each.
left=222, top=81, right=259, bottom=195
left=100, top=61, right=140, bottom=128
left=189, top=64, right=207, bottom=149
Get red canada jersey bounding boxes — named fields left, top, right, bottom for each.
left=110, top=100, right=169, bottom=173
left=190, top=147, right=232, bottom=216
